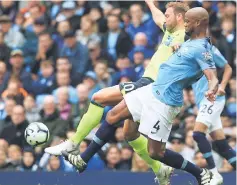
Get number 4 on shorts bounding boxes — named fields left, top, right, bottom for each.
left=151, top=120, right=160, bottom=134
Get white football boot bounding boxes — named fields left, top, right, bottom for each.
left=155, top=165, right=174, bottom=185
left=44, top=140, right=79, bottom=156
left=210, top=171, right=223, bottom=185
left=198, top=169, right=212, bottom=185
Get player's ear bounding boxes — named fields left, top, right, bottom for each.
left=176, top=13, right=182, bottom=21
left=196, top=20, right=201, bottom=26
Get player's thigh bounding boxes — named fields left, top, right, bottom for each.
left=123, top=119, right=139, bottom=141
left=120, top=77, right=153, bottom=96
left=196, top=96, right=225, bottom=133
left=92, top=85, right=122, bottom=106
left=209, top=128, right=226, bottom=141
left=123, top=85, right=147, bottom=123
left=143, top=111, right=172, bottom=144
left=119, top=78, right=154, bottom=119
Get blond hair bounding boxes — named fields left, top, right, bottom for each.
left=166, top=2, right=190, bottom=18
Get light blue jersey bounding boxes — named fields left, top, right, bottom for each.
left=192, top=46, right=227, bottom=107
left=152, top=38, right=216, bottom=106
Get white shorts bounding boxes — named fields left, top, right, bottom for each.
left=124, top=84, right=181, bottom=142
left=196, top=96, right=225, bottom=133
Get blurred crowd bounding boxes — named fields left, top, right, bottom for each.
left=0, top=0, right=236, bottom=173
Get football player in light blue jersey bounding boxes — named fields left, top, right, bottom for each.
left=192, top=46, right=236, bottom=185
left=152, top=37, right=215, bottom=107
left=63, top=7, right=217, bottom=185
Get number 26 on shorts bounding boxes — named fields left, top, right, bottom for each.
left=200, top=104, right=213, bottom=114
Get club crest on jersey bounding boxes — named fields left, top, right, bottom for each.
left=164, top=35, right=173, bottom=46
left=202, top=51, right=212, bottom=61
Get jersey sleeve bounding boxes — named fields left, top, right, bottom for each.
left=194, top=46, right=216, bottom=71
left=212, top=46, right=228, bottom=68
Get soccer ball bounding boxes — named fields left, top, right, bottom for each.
left=25, top=122, right=50, bottom=147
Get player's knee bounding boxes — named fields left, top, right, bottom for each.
left=92, top=91, right=105, bottom=105
left=148, top=147, right=165, bottom=160
left=193, top=131, right=205, bottom=143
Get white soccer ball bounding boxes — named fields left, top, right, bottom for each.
left=25, top=122, right=50, bottom=147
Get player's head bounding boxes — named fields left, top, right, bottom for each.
left=184, top=7, right=209, bottom=36
left=165, top=2, right=189, bottom=32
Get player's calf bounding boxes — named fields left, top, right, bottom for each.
left=193, top=131, right=216, bottom=169
left=148, top=138, right=166, bottom=160
left=213, top=139, right=236, bottom=170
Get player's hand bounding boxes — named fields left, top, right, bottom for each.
left=216, top=86, right=226, bottom=96
left=205, top=90, right=216, bottom=103
left=171, top=44, right=181, bottom=52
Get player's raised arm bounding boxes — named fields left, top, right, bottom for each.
left=145, top=0, right=165, bottom=30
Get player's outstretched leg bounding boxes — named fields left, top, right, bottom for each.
left=45, top=86, right=123, bottom=155
left=123, top=119, right=173, bottom=185
left=193, top=131, right=223, bottom=185
left=210, top=129, right=236, bottom=170
left=193, top=122, right=225, bottom=185
left=63, top=120, right=117, bottom=172
left=148, top=138, right=212, bottom=185
left=62, top=100, right=131, bottom=172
